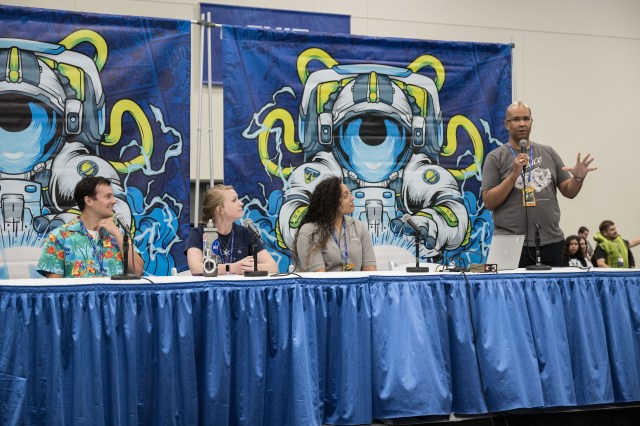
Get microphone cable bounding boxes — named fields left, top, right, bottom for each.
left=521, top=171, right=537, bottom=265
left=517, top=140, right=536, bottom=265
left=128, top=228, right=141, bottom=278
left=446, top=251, right=475, bottom=272
left=270, top=255, right=302, bottom=277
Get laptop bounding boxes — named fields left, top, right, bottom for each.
left=486, top=234, right=525, bottom=271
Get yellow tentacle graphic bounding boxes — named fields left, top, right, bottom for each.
left=407, top=55, right=445, bottom=91
left=297, top=48, right=338, bottom=85
left=58, top=29, right=108, bottom=72
left=103, top=99, right=154, bottom=174
left=442, top=115, right=484, bottom=180
left=258, top=108, right=301, bottom=178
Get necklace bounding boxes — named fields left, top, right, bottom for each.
left=217, top=229, right=235, bottom=264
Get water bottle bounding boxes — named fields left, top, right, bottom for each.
left=203, top=219, right=219, bottom=277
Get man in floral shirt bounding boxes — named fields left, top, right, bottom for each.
left=37, top=176, right=144, bottom=278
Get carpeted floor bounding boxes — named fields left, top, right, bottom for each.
left=359, top=404, right=640, bottom=426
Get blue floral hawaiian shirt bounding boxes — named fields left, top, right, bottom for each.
left=37, top=217, right=125, bottom=278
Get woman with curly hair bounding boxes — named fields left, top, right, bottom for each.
left=294, top=176, right=377, bottom=272
left=562, top=234, right=588, bottom=267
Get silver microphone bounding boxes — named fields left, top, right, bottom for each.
left=519, top=139, right=528, bottom=171
left=402, top=214, right=436, bottom=249
left=402, top=214, right=428, bottom=239
left=519, top=139, right=528, bottom=154
left=244, top=219, right=263, bottom=241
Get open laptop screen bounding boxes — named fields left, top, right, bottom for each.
left=486, top=234, right=525, bottom=271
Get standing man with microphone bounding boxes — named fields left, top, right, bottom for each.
left=481, top=101, right=597, bottom=267
left=37, top=176, right=144, bottom=278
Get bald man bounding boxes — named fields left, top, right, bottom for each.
left=481, top=101, right=596, bottom=267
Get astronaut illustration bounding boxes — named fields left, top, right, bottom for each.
left=0, top=35, right=133, bottom=234
left=275, top=52, right=471, bottom=259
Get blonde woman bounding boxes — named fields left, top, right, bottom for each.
left=186, top=185, right=278, bottom=275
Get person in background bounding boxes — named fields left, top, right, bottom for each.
left=577, top=226, right=594, bottom=259
left=294, top=176, right=377, bottom=272
left=37, top=176, right=144, bottom=278
left=592, top=220, right=635, bottom=268
left=562, top=235, right=588, bottom=267
left=578, top=236, right=594, bottom=267
left=186, top=184, right=278, bottom=275
left=481, top=101, right=596, bottom=267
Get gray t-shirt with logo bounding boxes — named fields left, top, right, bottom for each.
left=296, top=216, right=377, bottom=272
left=481, top=142, right=572, bottom=246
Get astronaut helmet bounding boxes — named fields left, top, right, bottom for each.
left=300, top=61, right=443, bottom=183
left=327, top=70, right=415, bottom=182
left=0, top=42, right=66, bottom=174
left=0, top=38, right=106, bottom=175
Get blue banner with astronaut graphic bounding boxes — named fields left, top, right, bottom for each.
left=0, top=5, right=190, bottom=278
left=223, top=26, right=512, bottom=271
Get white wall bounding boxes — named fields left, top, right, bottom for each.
left=5, top=0, right=640, bottom=255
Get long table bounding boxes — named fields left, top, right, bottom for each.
left=1, top=270, right=640, bottom=425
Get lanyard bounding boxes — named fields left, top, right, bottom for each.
left=509, top=142, right=533, bottom=184
left=78, top=218, right=106, bottom=275
left=331, top=217, right=349, bottom=266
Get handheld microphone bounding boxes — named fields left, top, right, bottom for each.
left=519, top=139, right=527, bottom=154
left=244, top=219, right=263, bottom=241
left=519, top=139, right=528, bottom=171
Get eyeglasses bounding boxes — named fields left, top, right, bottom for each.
left=506, top=116, right=532, bottom=123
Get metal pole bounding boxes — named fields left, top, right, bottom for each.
left=193, top=13, right=206, bottom=226
left=206, top=12, right=215, bottom=188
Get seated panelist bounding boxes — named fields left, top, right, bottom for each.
left=294, top=176, right=377, bottom=272
left=186, top=185, right=278, bottom=275
left=37, top=176, right=144, bottom=278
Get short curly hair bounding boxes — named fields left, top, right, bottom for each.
left=74, top=176, right=113, bottom=211
left=292, top=175, right=344, bottom=267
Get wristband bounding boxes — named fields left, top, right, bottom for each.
left=574, top=176, right=584, bottom=182
left=226, top=264, right=230, bottom=273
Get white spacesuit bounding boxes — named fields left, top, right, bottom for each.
left=277, top=61, right=470, bottom=258
left=0, top=37, right=131, bottom=234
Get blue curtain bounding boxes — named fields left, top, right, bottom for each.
left=2, top=272, right=640, bottom=425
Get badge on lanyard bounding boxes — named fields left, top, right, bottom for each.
left=512, top=143, right=536, bottom=207
left=522, top=185, right=536, bottom=207
left=333, top=218, right=353, bottom=271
